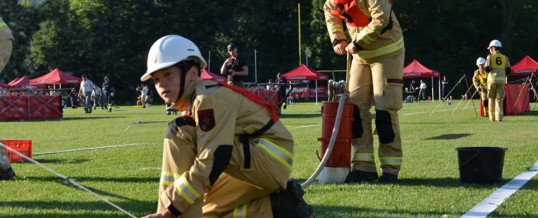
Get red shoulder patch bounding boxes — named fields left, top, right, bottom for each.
left=198, top=109, right=215, bottom=132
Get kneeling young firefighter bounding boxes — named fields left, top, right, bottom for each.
left=141, top=35, right=313, bottom=218
left=324, top=0, right=404, bottom=183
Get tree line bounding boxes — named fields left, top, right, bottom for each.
left=1, top=0, right=537, bottom=103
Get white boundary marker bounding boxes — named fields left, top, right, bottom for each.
left=461, top=161, right=538, bottom=218
left=34, top=143, right=145, bottom=156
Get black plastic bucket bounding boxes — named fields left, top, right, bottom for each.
left=456, top=147, right=507, bottom=184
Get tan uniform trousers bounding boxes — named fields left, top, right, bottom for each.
left=349, top=48, right=404, bottom=175
left=158, top=124, right=289, bottom=218
left=487, top=83, right=505, bottom=121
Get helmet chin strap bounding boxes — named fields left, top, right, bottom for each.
left=177, top=67, right=187, bottom=102
left=174, top=60, right=198, bottom=103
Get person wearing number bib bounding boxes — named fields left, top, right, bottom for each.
left=484, top=40, right=511, bottom=122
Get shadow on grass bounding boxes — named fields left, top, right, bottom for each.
left=426, top=133, right=472, bottom=140
left=515, top=110, right=538, bottom=116
left=1, top=200, right=155, bottom=217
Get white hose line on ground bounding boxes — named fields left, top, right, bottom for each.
left=301, top=93, right=348, bottom=189
left=291, top=124, right=322, bottom=129
left=461, top=161, right=538, bottom=218
left=0, top=142, right=137, bottom=218
left=33, top=143, right=145, bottom=156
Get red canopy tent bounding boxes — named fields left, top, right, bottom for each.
left=403, top=59, right=441, bottom=101
left=282, top=64, right=328, bottom=81
left=8, top=76, right=32, bottom=88
left=30, top=68, right=82, bottom=86
left=510, top=55, right=538, bottom=76
left=201, top=69, right=227, bottom=83
left=0, top=82, right=8, bottom=88
left=282, top=64, right=328, bottom=103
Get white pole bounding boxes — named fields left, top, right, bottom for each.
left=438, top=76, right=441, bottom=102
left=316, top=80, right=318, bottom=105
left=431, top=76, right=434, bottom=101
left=254, top=49, right=258, bottom=83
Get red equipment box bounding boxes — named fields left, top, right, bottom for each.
left=1, top=140, right=32, bottom=162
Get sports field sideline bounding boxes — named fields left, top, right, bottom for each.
left=0, top=100, right=536, bottom=217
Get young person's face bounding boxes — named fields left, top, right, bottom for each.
left=151, top=65, right=197, bottom=104
left=228, top=48, right=238, bottom=57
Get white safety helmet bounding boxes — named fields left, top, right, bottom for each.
left=329, top=79, right=334, bottom=83
left=141, top=35, right=207, bottom=82
left=476, top=57, right=486, bottom=65
left=487, top=40, right=502, bottom=49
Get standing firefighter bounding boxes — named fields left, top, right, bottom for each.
left=323, top=0, right=405, bottom=183
left=473, top=57, right=489, bottom=117
left=0, top=16, right=15, bottom=180
left=141, top=35, right=313, bottom=218
left=484, top=40, right=510, bottom=122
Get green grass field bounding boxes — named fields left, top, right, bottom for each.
left=1, top=100, right=537, bottom=217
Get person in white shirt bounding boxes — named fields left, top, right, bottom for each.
left=418, top=80, right=427, bottom=101
left=141, top=83, right=148, bottom=108
left=92, top=83, right=104, bottom=110
left=79, top=74, right=94, bottom=113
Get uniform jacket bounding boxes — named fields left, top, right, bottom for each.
left=161, top=78, right=294, bottom=213
left=473, top=69, right=488, bottom=88
left=324, top=0, right=404, bottom=59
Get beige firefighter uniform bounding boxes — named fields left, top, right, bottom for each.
left=324, top=0, right=404, bottom=177
left=472, top=69, right=488, bottom=116
left=157, top=78, right=294, bottom=217
left=0, top=17, right=14, bottom=171
left=484, top=51, right=510, bottom=121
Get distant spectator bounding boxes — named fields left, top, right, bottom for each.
left=102, top=75, right=115, bottom=112
left=92, top=83, right=103, bottom=110
left=276, top=72, right=287, bottom=112
left=418, top=80, right=427, bottom=101
left=79, top=74, right=94, bottom=113
left=69, top=87, right=78, bottom=108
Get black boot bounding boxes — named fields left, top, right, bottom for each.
left=378, top=173, right=398, bottom=183
left=345, top=170, right=378, bottom=183
left=270, top=180, right=315, bottom=218
left=0, top=167, right=15, bottom=180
